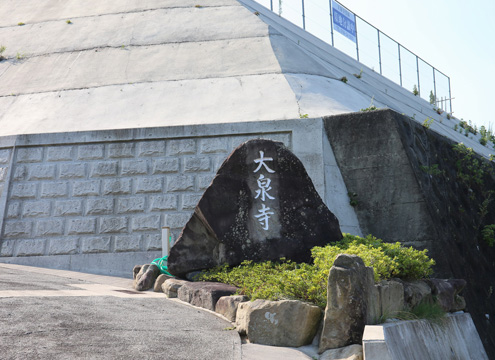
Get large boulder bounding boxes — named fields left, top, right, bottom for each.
left=133, top=264, right=160, bottom=291
left=215, top=295, right=248, bottom=322
left=375, top=280, right=404, bottom=319
left=167, top=139, right=342, bottom=277
left=177, top=282, right=239, bottom=311
left=402, top=280, right=433, bottom=309
left=235, top=299, right=321, bottom=347
left=153, top=274, right=173, bottom=292
left=319, top=254, right=375, bottom=353
left=161, top=278, right=188, bottom=298
left=426, top=279, right=467, bottom=312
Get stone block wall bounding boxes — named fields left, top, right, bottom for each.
left=0, top=132, right=291, bottom=261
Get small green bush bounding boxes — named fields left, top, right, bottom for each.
left=482, top=225, right=495, bottom=247
left=197, top=233, right=435, bottom=308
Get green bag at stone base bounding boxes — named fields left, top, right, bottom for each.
left=151, top=256, right=174, bottom=277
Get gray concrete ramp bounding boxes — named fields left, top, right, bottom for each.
left=363, top=314, right=488, bottom=360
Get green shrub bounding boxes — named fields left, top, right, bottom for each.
left=482, top=225, right=495, bottom=247
left=197, top=234, right=435, bottom=308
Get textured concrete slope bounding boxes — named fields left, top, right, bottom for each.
left=0, top=0, right=380, bottom=136
left=363, top=313, right=488, bottom=359
left=0, top=0, right=492, bottom=161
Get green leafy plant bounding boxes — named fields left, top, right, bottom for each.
left=422, top=117, right=433, bottom=129
left=340, top=76, right=348, bottom=83
left=299, top=113, right=309, bottom=119
left=17, top=22, right=25, bottom=26
left=429, top=90, right=436, bottom=105
left=453, top=143, right=489, bottom=186
left=412, top=85, right=419, bottom=96
left=354, top=69, right=363, bottom=79
left=348, top=192, right=358, bottom=206
left=361, top=97, right=378, bottom=112
left=66, top=19, right=72, bottom=24
left=198, top=234, right=435, bottom=309
left=16, top=52, right=25, bottom=60
left=0, top=45, right=6, bottom=61
left=482, top=225, right=495, bottom=247
left=195, top=4, right=203, bottom=8
left=420, top=164, right=443, bottom=176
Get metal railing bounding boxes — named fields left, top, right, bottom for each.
left=254, top=0, right=452, bottom=113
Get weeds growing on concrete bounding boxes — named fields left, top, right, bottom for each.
left=412, top=84, right=419, bottom=96
left=0, top=45, right=6, bottom=61
left=340, top=76, right=348, bottom=83
left=360, top=97, right=378, bottom=112
left=66, top=20, right=72, bottom=24
left=17, top=22, right=25, bottom=26
left=422, top=117, right=433, bottom=129
left=16, top=52, right=25, bottom=60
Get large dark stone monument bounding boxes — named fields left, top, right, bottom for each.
left=167, top=139, right=342, bottom=277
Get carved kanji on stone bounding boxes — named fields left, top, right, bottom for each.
left=167, top=139, right=342, bottom=278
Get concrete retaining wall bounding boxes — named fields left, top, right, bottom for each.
left=0, top=118, right=361, bottom=276
left=363, top=313, right=488, bottom=359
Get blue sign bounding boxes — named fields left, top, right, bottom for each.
left=331, top=0, right=357, bottom=43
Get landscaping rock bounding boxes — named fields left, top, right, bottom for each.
left=154, top=274, right=173, bottom=292
left=426, top=279, right=467, bottom=312
left=178, top=282, right=238, bottom=311
left=162, top=278, right=188, bottom=298
left=402, top=280, right=432, bottom=309
left=132, top=265, right=142, bottom=279
left=320, top=344, right=363, bottom=360
left=133, top=264, right=160, bottom=291
left=167, top=139, right=342, bottom=277
left=235, top=299, right=321, bottom=347
left=319, top=254, right=374, bottom=353
left=215, top=295, right=248, bottom=322
left=375, top=280, right=404, bottom=318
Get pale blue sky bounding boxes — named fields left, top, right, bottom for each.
left=337, top=0, right=495, bottom=130
left=263, top=0, right=494, bottom=130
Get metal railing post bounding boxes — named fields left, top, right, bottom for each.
left=329, top=0, right=334, bottom=46
left=301, top=0, right=306, bottom=29
left=433, top=68, right=437, bottom=106
left=448, top=77, right=452, bottom=113
left=398, top=43, right=402, bottom=86
left=416, top=56, right=421, bottom=96
left=355, top=17, right=359, bottom=62
left=270, top=0, right=273, bottom=11
left=377, top=30, right=382, bottom=75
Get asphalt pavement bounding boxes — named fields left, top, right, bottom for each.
left=0, top=264, right=314, bottom=360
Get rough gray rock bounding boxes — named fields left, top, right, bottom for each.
left=375, top=280, right=404, bottom=319
left=426, top=278, right=467, bottom=312
left=320, top=344, right=363, bottom=360
left=215, top=295, right=248, bottom=322
left=153, top=273, right=173, bottom=292
left=402, top=280, right=432, bottom=309
left=235, top=299, right=321, bottom=347
left=133, top=264, right=160, bottom=291
left=132, top=265, right=142, bottom=279
left=161, top=278, right=188, bottom=298
left=178, top=282, right=239, bottom=311
left=167, top=139, right=342, bottom=277
left=319, top=254, right=374, bottom=353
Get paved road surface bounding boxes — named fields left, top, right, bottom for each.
left=0, top=264, right=314, bottom=360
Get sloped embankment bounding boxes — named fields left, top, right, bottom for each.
left=325, top=109, right=495, bottom=358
